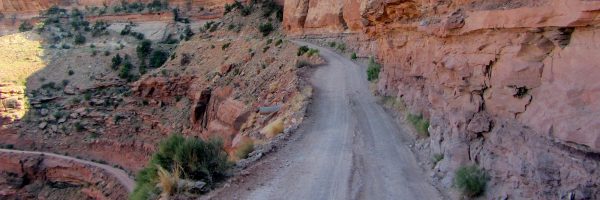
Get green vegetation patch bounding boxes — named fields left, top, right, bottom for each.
left=366, top=57, right=381, bottom=82
left=454, top=165, right=488, bottom=197
left=406, top=113, right=429, bottom=137
left=131, top=135, right=231, bottom=200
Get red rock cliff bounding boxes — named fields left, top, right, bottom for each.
left=284, top=0, right=600, bottom=199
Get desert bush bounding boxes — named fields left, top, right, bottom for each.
left=91, top=21, right=108, bottom=37
left=119, top=61, right=133, bottom=79
left=73, top=33, right=86, bottom=45
left=121, top=25, right=132, bottom=35
left=275, top=39, right=283, bottom=46
left=41, top=82, right=58, bottom=90
left=74, top=122, right=85, bottom=132
left=19, top=21, right=34, bottom=32
left=454, top=165, right=488, bottom=197
left=235, top=140, right=254, bottom=159
left=297, top=46, right=309, bottom=56
left=262, top=118, right=284, bottom=138
left=147, top=0, right=168, bottom=12
left=258, top=22, right=273, bottom=36
left=366, top=57, right=381, bottom=81
left=328, top=41, right=336, bottom=48
left=240, top=5, right=252, bottom=16
left=262, top=0, right=283, bottom=20
left=136, top=40, right=153, bottom=59
left=131, top=135, right=230, bottom=199
left=149, top=50, right=168, bottom=68
left=44, top=5, right=66, bottom=16
left=336, top=43, right=346, bottom=52
left=351, top=52, right=357, bottom=60
left=406, top=113, right=429, bottom=137
left=183, top=25, right=194, bottom=40
left=68, top=70, right=75, bottom=76
left=111, top=54, right=122, bottom=70
left=306, top=48, right=319, bottom=57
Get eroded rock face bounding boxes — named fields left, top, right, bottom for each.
left=285, top=0, right=600, bottom=198
left=0, top=152, right=128, bottom=200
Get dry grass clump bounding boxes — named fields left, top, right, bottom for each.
left=157, top=164, right=182, bottom=197
left=262, top=118, right=284, bottom=138
left=235, top=140, right=255, bottom=160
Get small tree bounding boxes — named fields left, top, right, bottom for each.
left=74, top=33, right=86, bottom=45
left=19, top=21, right=33, bottom=32
left=149, top=50, right=168, bottom=68
left=111, top=54, right=122, bottom=70
left=136, top=40, right=153, bottom=60
left=366, top=57, right=381, bottom=81
left=258, top=23, right=273, bottom=36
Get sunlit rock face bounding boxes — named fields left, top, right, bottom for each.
left=284, top=0, right=600, bottom=199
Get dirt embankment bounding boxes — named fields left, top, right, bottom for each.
left=283, top=0, right=600, bottom=199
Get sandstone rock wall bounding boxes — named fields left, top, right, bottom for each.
left=0, top=152, right=129, bottom=199
left=285, top=0, right=600, bottom=199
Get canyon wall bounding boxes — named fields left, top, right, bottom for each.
left=0, top=0, right=228, bottom=13
left=0, top=152, right=129, bottom=199
left=285, top=0, right=600, bottom=199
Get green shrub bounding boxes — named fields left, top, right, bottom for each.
left=306, top=48, right=319, bottom=57
left=149, top=50, right=168, bottom=68
left=336, top=43, right=346, bottom=52
left=119, top=61, right=133, bottom=79
left=111, top=54, right=122, bottom=70
left=351, top=52, right=357, bottom=60
left=366, top=57, right=381, bottom=81
left=262, top=0, right=283, bottom=20
left=73, top=33, right=86, bottom=45
left=454, top=165, right=488, bottom=197
left=258, top=22, right=273, bottom=36
left=183, top=25, right=194, bottom=40
left=240, top=5, right=252, bottom=16
left=131, top=135, right=231, bottom=199
left=121, top=25, right=132, bottom=35
left=19, top=21, right=34, bottom=32
left=74, top=122, right=85, bottom=132
left=297, top=46, right=309, bottom=56
left=68, top=70, right=75, bottom=76
left=406, top=113, right=429, bottom=137
left=91, top=21, right=108, bottom=37
left=136, top=40, right=153, bottom=59
left=328, top=41, right=336, bottom=48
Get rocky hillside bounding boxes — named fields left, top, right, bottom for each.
left=284, top=0, right=600, bottom=199
left=1, top=1, right=313, bottom=198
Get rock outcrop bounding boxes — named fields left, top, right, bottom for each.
left=0, top=152, right=129, bottom=199
left=285, top=0, right=600, bottom=199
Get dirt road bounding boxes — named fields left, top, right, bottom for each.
left=206, top=41, right=442, bottom=200
left=0, top=148, right=135, bottom=192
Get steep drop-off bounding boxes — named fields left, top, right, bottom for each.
left=285, top=0, right=600, bottom=199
